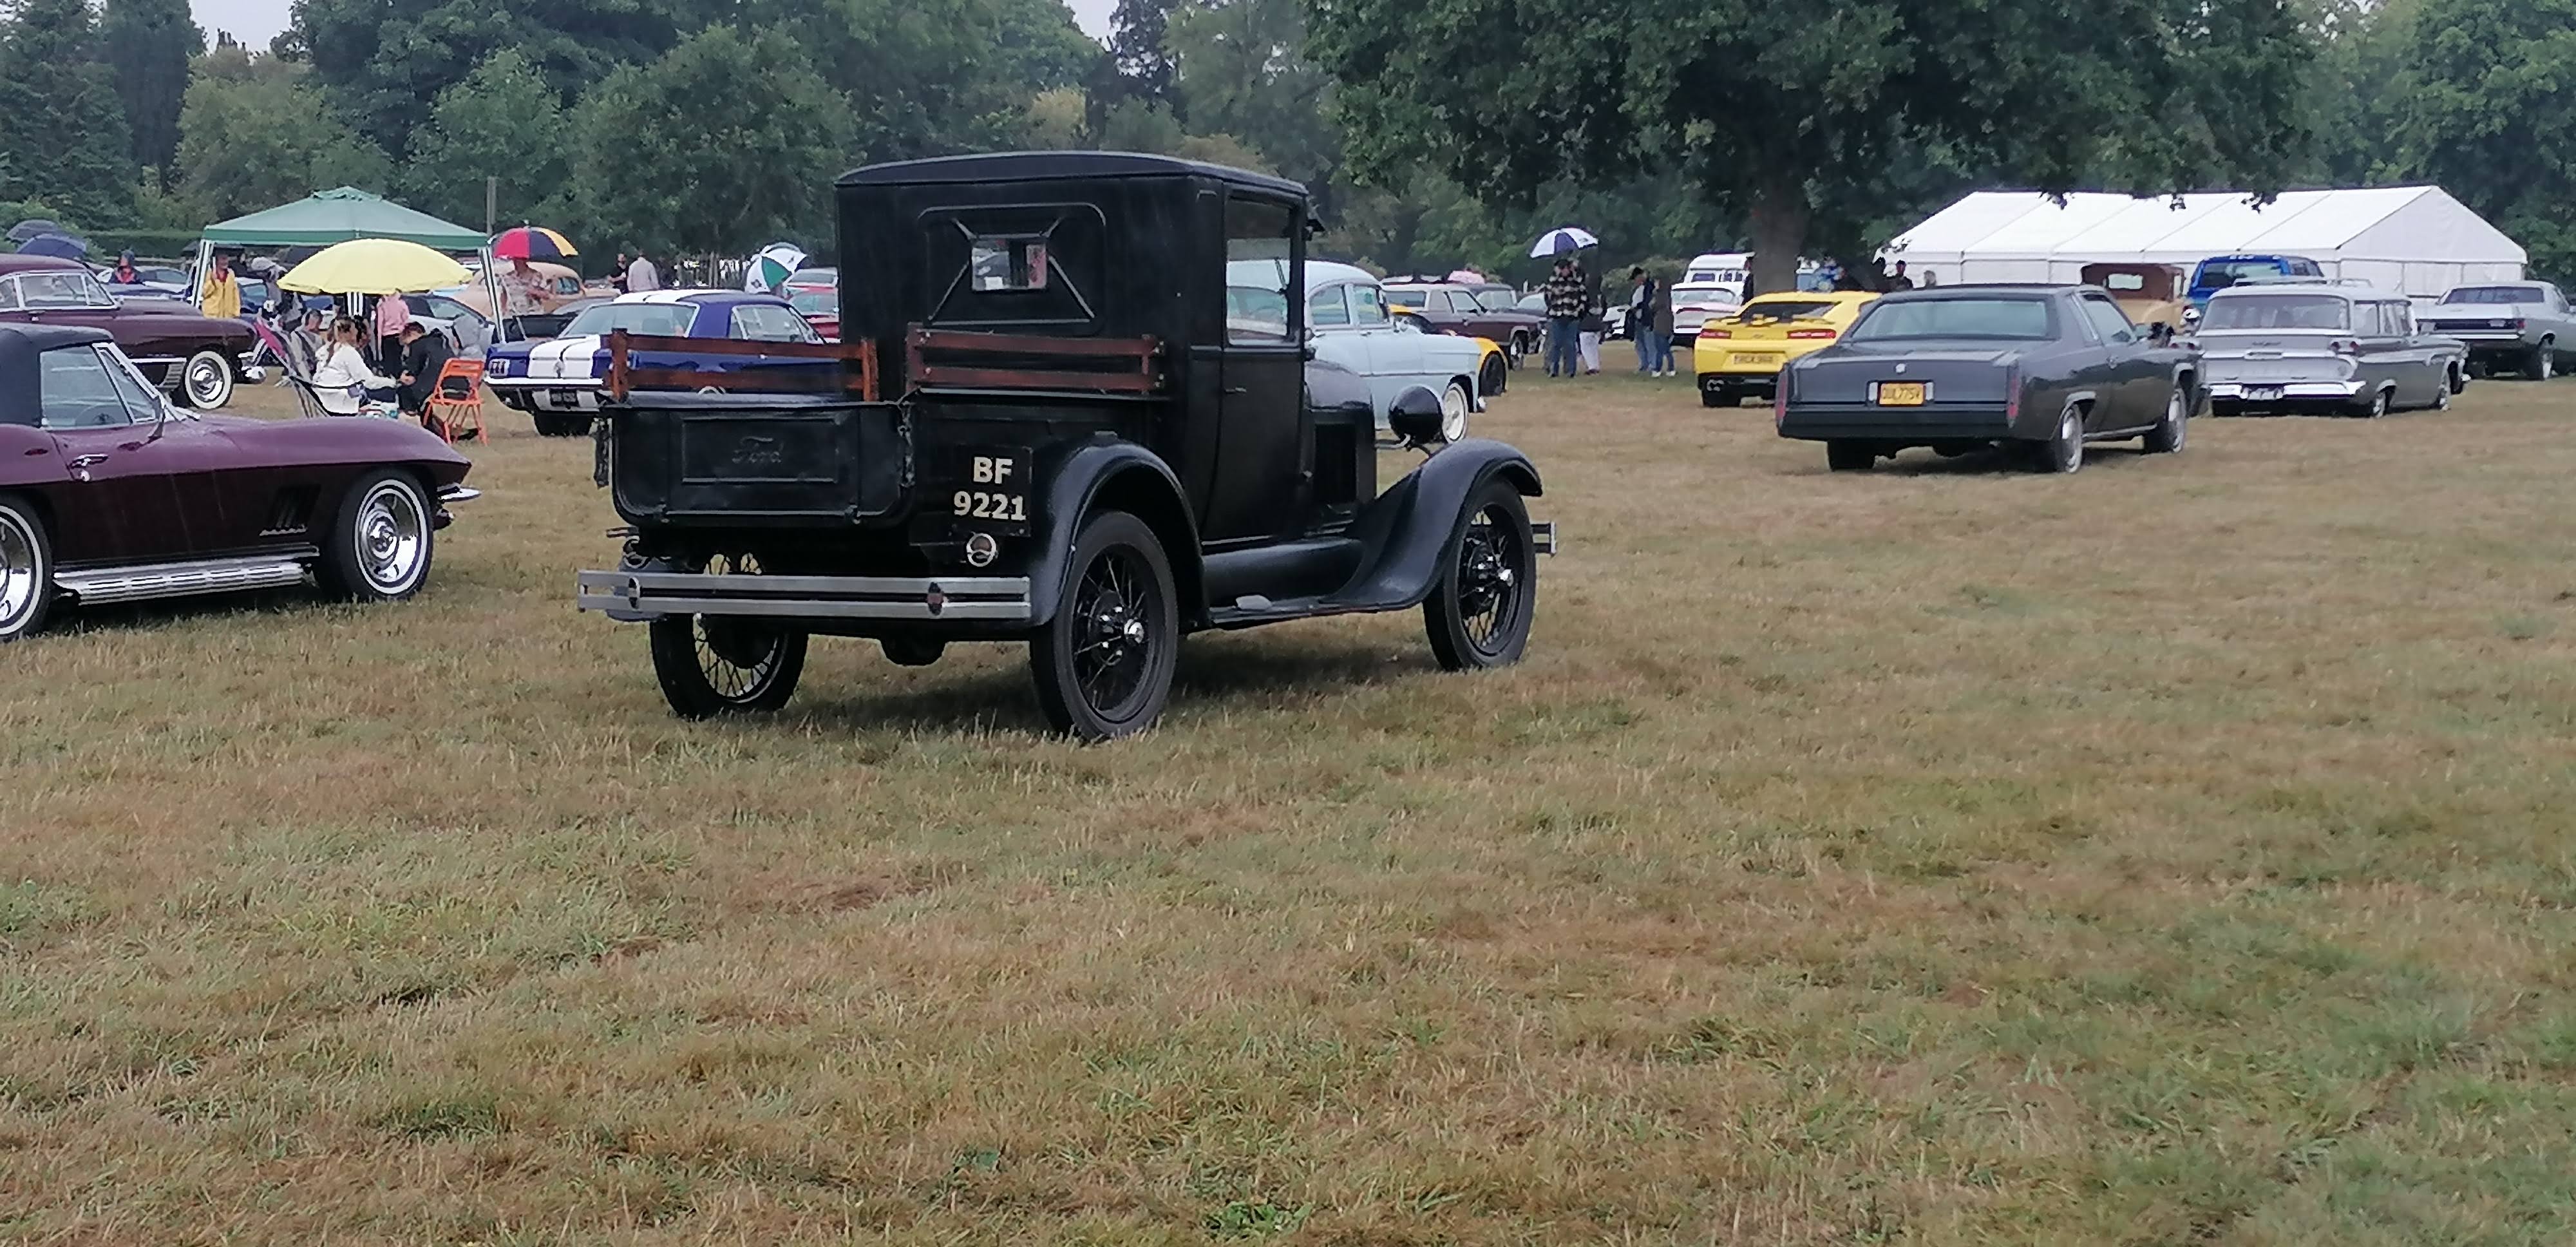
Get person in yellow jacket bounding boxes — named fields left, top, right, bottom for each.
left=200, top=254, right=241, bottom=320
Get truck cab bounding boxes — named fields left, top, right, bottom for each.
left=576, top=152, right=1553, bottom=739
left=2184, top=254, right=2325, bottom=323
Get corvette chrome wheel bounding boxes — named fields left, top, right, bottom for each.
left=0, top=500, right=52, bottom=641
left=355, top=480, right=428, bottom=595
left=181, top=349, right=234, bottom=408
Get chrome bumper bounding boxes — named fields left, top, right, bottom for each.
left=438, top=485, right=480, bottom=504
left=2207, top=380, right=2363, bottom=400
left=576, top=569, right=1034, bottom=624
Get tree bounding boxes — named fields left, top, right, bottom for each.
left=101, top=0, right=204, bottom=173
left=562, top=25, right=855, bottom=257
left=173, top=49, right=392, bottom=220
left=2400, top=0, right=2576, bottom=280
left=1311, top=0, right=2317, bottom=294
left=1167, top=0, right=1338, bottom=191
left=737, top=0, right=1101, bottom=164
left=0, top=0, right=138, bottom=224
left=403, top=49, right=568, bottom=231
left=1106, top=0, right=1182, bottom=112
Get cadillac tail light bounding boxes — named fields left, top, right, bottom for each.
left=2002, top=365, right=2022, bottom=423
left=1787, top=328, right=1837, bottom=340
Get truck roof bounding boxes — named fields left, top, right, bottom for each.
left=839, top=151, right=1305, bottom=198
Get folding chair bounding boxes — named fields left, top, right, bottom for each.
left=424, top=357, right=488, bottom=444
left=248, top=319, right=334, bottom=420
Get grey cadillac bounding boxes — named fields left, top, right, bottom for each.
left=1775, top=285, right=2199, bottom=473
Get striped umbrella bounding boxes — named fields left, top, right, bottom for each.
left=1528, top=226, right=1598, bottom=258
left=745, top=242, right=808, bottom=294
left=492, top=225, right=577, bottom=260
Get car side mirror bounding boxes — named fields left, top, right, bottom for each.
left=1388, top=385, right=1446, bottom=450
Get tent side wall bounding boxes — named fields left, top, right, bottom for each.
left=2329, top=191, right=2526, bottom=298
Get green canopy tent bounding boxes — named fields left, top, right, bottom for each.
left=191, top=188, right=505, bottom=340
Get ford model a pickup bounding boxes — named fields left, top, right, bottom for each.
left=575, top=153, right=1555, bottom=739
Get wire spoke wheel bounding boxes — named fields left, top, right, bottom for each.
left=1070, top=546, right=1161, bottom=720
left=648, top=552, right=806, bottom=718
left=1032, top=510, right=1178, bottom=741
left=1426, top=481, right=1537, bottom=671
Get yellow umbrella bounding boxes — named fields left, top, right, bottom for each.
left=279, top=238, right=472, bottom=295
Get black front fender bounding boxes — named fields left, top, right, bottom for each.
left=1332, top=438, right=1542, bottom=612
left=1024, top=440, right=1202, bottom=628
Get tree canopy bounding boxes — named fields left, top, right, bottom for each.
left=0, top=0, right=138, bottom=225
left=102, top=0, right=204, bottom=175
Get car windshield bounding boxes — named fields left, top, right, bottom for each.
left=561, top=303, right=696, bottom=338
left=1736, top=299, right=1835, bottom=323
left=788, top=290, right=837, bottom=315
left=2203, top=294, right=2348, bottom=331
left=2441, top=286, right=2548, bottom=305
left=2198, top=260, right=2284, bottom=290
left=1470, top=291, right=1518, bottom=313
left=1847, top=297, right=2051, bottom=341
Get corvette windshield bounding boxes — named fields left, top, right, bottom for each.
left=1847, top=298, right=2051, bottom=341
left=560, top=303, right=696, bottom=338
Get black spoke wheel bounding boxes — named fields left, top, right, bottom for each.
left=1425, top=480, right=1537, bottom=671
left=647, top=554, right=806, bottom=719
left=1030, top=510, right=1178, bottom=741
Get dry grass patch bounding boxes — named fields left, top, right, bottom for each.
left=3, top=374, right=2574, bottom=1242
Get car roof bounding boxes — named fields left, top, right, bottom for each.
left=840, top=151, right=1305, bottom=198
left=0, top=254, right=89, bottom=276
left=1307, top=260, right=1379, bottom=288
left=0, top=323, right=114, bottom=406
left=2207, top=281, right=2399, bottom=301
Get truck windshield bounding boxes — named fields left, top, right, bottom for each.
left=561, top=303, right=696, bottom=338
left=1846, top=298, right=2050, bottom=341
left=2202, top=294, right=2347, bottom=331
left=2196, top=260, right=2285, bottom=290
left=2441, top=286, right=2548, bottom=305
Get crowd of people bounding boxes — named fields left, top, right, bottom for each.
left=1537, top=256, right=1678, bottom=378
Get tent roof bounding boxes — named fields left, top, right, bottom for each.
left=1887, top=187, right=2524, bottom=267
left=200, top=187, right=488, bottom=250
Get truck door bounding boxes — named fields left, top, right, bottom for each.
left=1204, top=195, right=1307, bottom=543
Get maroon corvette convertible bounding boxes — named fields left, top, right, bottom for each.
left=0, top=325, right=477, bottom=641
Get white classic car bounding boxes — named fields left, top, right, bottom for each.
left=1299, top=260, right=1484, bottom=440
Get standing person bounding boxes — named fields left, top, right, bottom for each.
left=1651, top=272, right=1677, bottom=376
left=1577, top=260, right=1605, bottom=374
left=1541, top=256, right=1585, bottom=377
left=310, top=317, right=397, bottom=415
left=1888, top=260, right=1917, bottom=290
left=372, top=290, right=411, bottom=369
left=1629, top=267, right=1662, bottom=373
left=396, top=322, right=456, bottom=433
left=611, top=252, right=630, bottom=295
left=109, top=251, right=144, bottom=285
left=626, top=249, right=660, bottom=292
left=200, top=254, right=240, bottom=320
left=502, top=257, right=545, bottom=323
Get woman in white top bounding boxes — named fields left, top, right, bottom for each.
left=309, top=317, right=397, bottom=415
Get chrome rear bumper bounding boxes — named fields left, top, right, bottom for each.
left=576, top=569, right=1034, bottom=624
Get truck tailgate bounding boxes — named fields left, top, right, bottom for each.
left=609, top=397, right=907, bottom=523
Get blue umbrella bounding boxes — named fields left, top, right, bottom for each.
left=5, top=219, right=64, bottom=244
left=16, top=233, right=89, bottom=259
left=1527, top=226, right=1599, bottom=258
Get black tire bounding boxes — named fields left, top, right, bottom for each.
left=2526, top=339, right=2556, bottom=381
left=2355, top=388, right=2390, bottom=419
left=318, top=470, right=435, bottom=600
left=0, top=494, right=54, bottom=642
left=2451, top=365, right=2469, bottom=394
left=2035, top=405, right=2084, bottom=473
left=177, top=348, right=234, bottom=409
left=1508, top=332, right=1531, bottom=368
left=2143, top=387, right=2188, bottom=453
left=1826, top=441, right=1875, bottom=472
left=1029, top=510, right=1179, bottom=741
left=649, top=613, right=807, bottom=719
left=532, top=411, right=592, bottom=437
left=880, top=636, right=945, bottom=667
left=1700, top=380, right=1728, bottom=408
left=1425, top=479, right=1537, bottom=671
left=2432, top=375, right=2454, bottom=412
left=1480, top=353, right=1507, bottom=398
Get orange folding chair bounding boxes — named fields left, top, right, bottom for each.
left=425, top=357, right=488, bottom=444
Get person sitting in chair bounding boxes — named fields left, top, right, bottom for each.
left=397, top=322, right=456, bottom=432
left=310, top=317, right=397, bottom=415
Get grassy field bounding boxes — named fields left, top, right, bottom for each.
left=3, top=370, right=2574, bottom=1244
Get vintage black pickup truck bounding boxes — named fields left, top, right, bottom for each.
left=575, top=152, right=1557, bottom=739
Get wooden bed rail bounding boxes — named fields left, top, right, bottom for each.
left=904, top=325, right=1165, bottom=395
left=603, top=331, right=880, bottom=402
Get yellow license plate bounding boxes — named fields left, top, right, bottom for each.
left=1877, top=381, right=1926, bottom=406
left=1732, top=354, right=1775, bottom=366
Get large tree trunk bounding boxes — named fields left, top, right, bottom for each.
left=1745, top=179, right=1811, bottom=298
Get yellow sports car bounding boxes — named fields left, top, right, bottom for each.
left=1695, top=290, right=1879, bottom=407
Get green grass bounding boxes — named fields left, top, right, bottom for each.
left=2, top=372, right=2574, bottom=1242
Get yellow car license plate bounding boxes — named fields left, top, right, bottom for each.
left=1732, top=353, right=1774, bottom=366
left=1877, top=381, right=1926, bottom=406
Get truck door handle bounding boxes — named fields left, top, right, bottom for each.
left=1224, top=386, right=1249, bottom=395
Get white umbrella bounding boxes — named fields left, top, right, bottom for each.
left=1528, top=227, right=1598, bottom=258
left=745, top=242, right=808, bottom=294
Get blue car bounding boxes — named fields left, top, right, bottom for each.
left=2183, top=254, right=2325, bottom=325
left=484, top=290, right=828, bottom=436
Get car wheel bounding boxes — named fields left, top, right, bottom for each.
left=319, top=470, right=435, bottom=601
left=650, top=614, right=807, bottom=719
left=1481, top=353, right=1508, bottom=399
left=1030, top=509, right=1179, bottom=741
left=2143, top=388, right=2188, bottom=453
left=2432, top=375, right=2453, bottom=411
left=1439, top=379, right=1471, bottom=442
left=1826, top=441, right=1875, bottom=472
left=1700, top=381, right=1728, bottom=409
left=178, top=348, right=234, bottom=409
left=1425, top=479, right=1537, bottom=671
left=2356, top=388, right=2390, bottom=419
left=880, top=636, right=945, bottom=667
left=2529, top=339, right=2556, bottom=381
left=1508, top=332, right=1531, bottom=368
left=2036, top=406, right=2084, bottom=473
left=2450, top=365, right=2468, bottom=395
left=0, top=495, right=54, bottom=642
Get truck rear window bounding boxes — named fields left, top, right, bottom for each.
left=2197, top=260, right=2285, bottom=290
left=2441, top=286, right=2548, bottom=305
left=1847, top=298, right=2050, bottom=341
left=2202, top=294, right=2347, bottom=332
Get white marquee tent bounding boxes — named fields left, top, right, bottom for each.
left=1883, top=187, right=2524, bottom=298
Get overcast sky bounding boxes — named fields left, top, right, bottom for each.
left=189, top=0, right=1118, bottom=52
